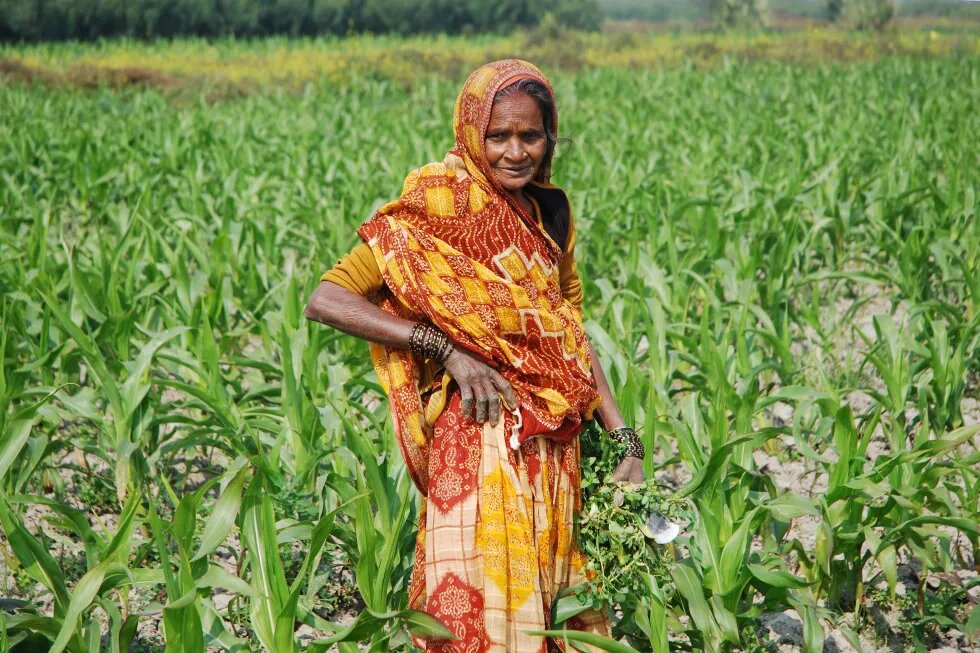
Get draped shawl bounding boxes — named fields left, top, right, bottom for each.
left=358, top=60, right=600, bottom=493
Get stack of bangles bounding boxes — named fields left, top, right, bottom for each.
left=608, top=426, right=645, bottom=460
left=408, top=322, right=454, bottom=364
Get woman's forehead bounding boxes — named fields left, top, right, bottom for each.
left=455, top=62, right=551, bottom=122
left=487, top=93, right=544, bottom=129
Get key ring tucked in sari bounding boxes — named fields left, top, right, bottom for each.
left=508, top=404, right=523, bottom=450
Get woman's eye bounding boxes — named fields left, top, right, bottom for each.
left=487, top=134, right=506, bottom=142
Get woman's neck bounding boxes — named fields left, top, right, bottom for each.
left=509, top=188, right=533, bottom=215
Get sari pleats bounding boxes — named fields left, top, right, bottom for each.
left=410, top=394, right=609, bottom=653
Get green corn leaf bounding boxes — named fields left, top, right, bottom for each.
left=308, top=611, right=381, bottom=648
left=678, top=433, right=757, bottom=498
left=0, top=418, right=37, bottom=484
left=864, top=528, right=897, bottom=596
left=670, top=560, right=720, bottom=650
left=290, top=507, right=342, bottom=597
left=101, top=488, right=142, bottom=564
left=147, top=496, right=204, bottom=653
left=241, top=468, right=295, bottom=653
left=196, top=566, right=256, bottom=597
left=710, top=595, right=739, bottom=643
left=717, top=507, right=757, bottom=595
left=161, top=590, right=205, bottom=653
left=748, top=564, right=810, bottom=589
left=0, top=495, right=70, bottom=616
left=5, top=494, right=100, bottom=566
left=814, top=520, right=834, bottom=577
left=370, top=471, right=413, bottom=611
left=836, top=624, right=864, bottom=652
left=551, top=588, right=594, bottom=627
left=199, top=598, right=249, bottom=650
left=636, top=594, right=669, bottom=653
left=529, top=629, right=638, bottom=652
left=119, top=327, right=188, bottom=419
left=0, top=385, right=69, bottom=482
left=193, top=465, right=248, bottom=560
left=798, top=603, right=824, bottom=653
left=764, top=492, right=819, bottom=521
left=37, top=289, right=125, bottom=438
left=395, top=609, right=455, bottom=639
left=877, top=515, right=980, bottom=549
left=50, top=560, right=119, bottom=653
left=963, top=605, right=980, bottom=638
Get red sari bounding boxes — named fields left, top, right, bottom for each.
left=359, top=59, right=609, bottom=652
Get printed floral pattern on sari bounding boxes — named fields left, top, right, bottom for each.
left=408, top=395, right=608, bottom=653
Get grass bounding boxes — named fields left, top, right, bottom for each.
left=0, top=33, right=978, bottom=652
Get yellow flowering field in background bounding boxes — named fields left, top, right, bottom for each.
left=2, top=24, right=977, bottom=91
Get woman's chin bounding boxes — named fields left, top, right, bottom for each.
left=494, top=174, right=532, bottom=192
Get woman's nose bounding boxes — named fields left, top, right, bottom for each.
left=504, top=139, right=525, bottom=162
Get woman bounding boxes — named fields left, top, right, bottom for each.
left=305, top=59, right=645, bottom=652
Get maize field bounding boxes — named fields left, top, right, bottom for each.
left=1, top=29, right=979, bottom=653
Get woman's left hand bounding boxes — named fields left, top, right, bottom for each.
left=610, top=456, right=644, bottom=485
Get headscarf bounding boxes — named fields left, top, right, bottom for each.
left=358, top=60, right=600, bottom=493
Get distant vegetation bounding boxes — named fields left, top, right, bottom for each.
left=598, top=0, right=980, bottom=25
left=599, top=0, right=711, bottom=22
left=896, top=0, right=980, bottom=15
left=0, top=0, right=602, bottom=41
left=2, top=0, right=977, bottom=41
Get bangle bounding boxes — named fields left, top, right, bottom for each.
left=608, top=426, right=645, bottom=460
left=408, top=322, right=454, bottom=364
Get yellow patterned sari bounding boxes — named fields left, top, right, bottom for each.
left=358, top=60, right=609, bottom=652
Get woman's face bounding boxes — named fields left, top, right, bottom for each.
left=483, top=92, right=548, bottom=194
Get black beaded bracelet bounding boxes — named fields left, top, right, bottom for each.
left=608, top=426, right=645, bottom=460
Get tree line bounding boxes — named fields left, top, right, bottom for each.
left=602, top=0, right=974, bottom=28
left=696, top=0, right=937, bottom=30
left=1, top=0, right=973, bottom=41
left=0, top=0, right=602, bottom=41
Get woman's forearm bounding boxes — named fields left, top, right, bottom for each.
left=587, top=339, right=627, bottom=431
left=305, top=280, right=516, bottom=423
left=589, top=338, right=645, bottom=479
left=306, top=285, right=626, bottom=428
left=304, top=281, right=414, bottom=348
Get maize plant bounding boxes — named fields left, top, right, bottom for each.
left=1, top=36, right=978, bottom=652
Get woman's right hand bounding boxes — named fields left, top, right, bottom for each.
left=443, top=347, right=516, bottom=425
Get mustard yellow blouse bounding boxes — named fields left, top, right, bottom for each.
left=321, top=195, right=584, bottom=306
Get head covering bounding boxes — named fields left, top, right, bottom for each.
left=358, top=60, right=599, bottom=493
left=451, top=59, right=557, bottom=191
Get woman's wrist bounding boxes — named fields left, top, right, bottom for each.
left=408, top=322, right=454, bottom=363
left=601, top=418, right=627, bottom=431
left=608, top=426, right=645, bottom=460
